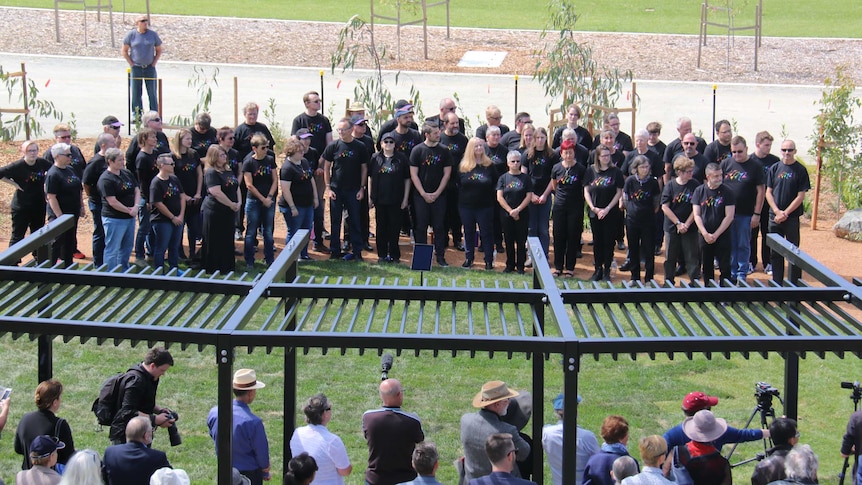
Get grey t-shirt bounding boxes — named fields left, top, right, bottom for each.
left=123, top=29, right=162, bottom=66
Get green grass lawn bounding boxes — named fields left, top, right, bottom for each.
left=3, top=0, right=861, bottom=37
left=0, top=260, right=857, bottom=484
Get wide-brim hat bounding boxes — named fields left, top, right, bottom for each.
left=150, top=467, right=191, bottom=485
left=473, top=380, right=519, bottom=408
left=682, top=409, right=728, bottom=443
left=233, top=368, right=266, bottom=390
left=347, top=101, right=366, bottom=112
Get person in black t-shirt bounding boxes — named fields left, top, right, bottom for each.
left=172, top=129, right=204, bottom=262
left=474, top=105, right=510, bottom=141
left=661, top=157, right=701, bottom=285
left=583, top=144, right=624, bottom=282
left=202, top=145, right=241, bottom=274
left=150, top=154, right=188, bottom=271
left=82, top=133, right=118, bottom=267
left=703, top=120, right=733, bottom=166
left=458, top=137, right=497, bottom=270
left=322, top=118, right=369, bottom=261
left=410, top=122, right=453, bottom=267
left=496, top=151, right=533, bottom=274
left=719, top=135, right=764, bottom=284
left=291, top=91, right=333, bottom=156
left=98, top=147, right=141, bottom=271
left=552, top=103, right=593, bottom=150
left=749, top=131, right=781, bottom=274
left=278, top=137, right=318, bottom=260
left=0, top=141, right=51, bottom=251
left=549, top=140, right=586, bottom=277
left=622, top=156, right=661, bottom=282
left=662, top=117, right=707, bottom=184
left=235, top=102, right=277, bottom=240
left=369, top=132, right=411, bottom=263
left=134, top=128, right=160, bottom=265
left=692, top=163, right=736, bottom=284
left=191, top=112, right=218, bottom=160
left=765, top=139, right=810, bottom=284
left=45, top=143, right=85, bottom=267
left=440, top=112, right=469, bottom=252
left=523, top=127, right=558, bottom=258
left=242, top=133, right=279, bottom=268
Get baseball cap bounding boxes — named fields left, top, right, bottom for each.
left=351, top=114, right=367, bottom=126
left=394, top=99, right=411, bottom=109
left=552, top=393, right=582, bottom=411
left=295, top=128, right=312, bottom=139
left=381, top=132, right=396, bottom=142
left=682, top=391, right=719, bottom=412
left=395, top=105, right=414, bottom=119
left=102, top=115, right=123, bottom=128
left=29, top=435, right=65, bottom=458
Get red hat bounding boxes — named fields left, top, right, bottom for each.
left=682, top=392, right=718, bottom=412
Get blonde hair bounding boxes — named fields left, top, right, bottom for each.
left=460, top=138, right=492, bottom=173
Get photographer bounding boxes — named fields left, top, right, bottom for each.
left=841, top=410, right=862, bottom=485
left=664, top=391, right=769, bottom=450
left=111, top=347, right=177, bottom=445
left=751, top=418, right=798, bottom=485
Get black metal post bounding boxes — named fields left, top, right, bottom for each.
left=562, top=342, right=579, bottom=485
left=37, top=335, right=52, bottom=383
left=216, top=336, right=234, bottom=485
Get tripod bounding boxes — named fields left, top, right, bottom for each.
left=838, top=383, right=862, bottom=485
left=727, top=391, right=781, bottom=467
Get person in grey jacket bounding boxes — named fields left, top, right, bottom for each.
left=460, top=381, right=530, bottom=482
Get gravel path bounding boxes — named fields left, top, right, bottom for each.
left=1, top=7, right=860, bottom=86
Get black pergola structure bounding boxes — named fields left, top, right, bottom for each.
left=1, top=214, right=860, bottom=484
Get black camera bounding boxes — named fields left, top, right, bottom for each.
left=841, top=381, right=862, bottom=404
left=754, top=381, right=780, bottom=409
left=165, top=410, right=182, bottom=447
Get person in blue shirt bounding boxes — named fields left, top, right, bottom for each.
left=663, top=391, right=769, bottom=450
left=207, top=369, right=271, bottom=484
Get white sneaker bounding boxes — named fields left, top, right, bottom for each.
left=765, top=264, right=773, bottom=275
left=747, top=263, right=755, bottom=275
left=524, top=256, right=532, bottom=268
left=234, top=229, right=243, bottom=241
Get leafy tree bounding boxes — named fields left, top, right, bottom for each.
left=0, top=64, right=64, bottom=141
left=532, top=0, right=632, bottom=130
left=810, top=66, right=862, bottom=210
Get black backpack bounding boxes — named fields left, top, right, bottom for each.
left=91, top=368, right=141, bottom=426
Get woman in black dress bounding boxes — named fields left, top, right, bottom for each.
left=583, top=144, right=624, bottom=282
left=0, top=141, right=51, bottom=249
left=201, top=145, right=240, bottom=273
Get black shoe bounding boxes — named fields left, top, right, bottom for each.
left=437, top=258, right=449, bottom=267
left=675, top=265, right=687, bottom=276
left=516, top=269, right=525, bottom=275
left=461, top=259, right=473, bottom=268
left=654, top=246, right=663, bottom=256
left=485, top=262, right=493, bottom=270
left=576, top=250, right=583, bottom=258
left=496, top=245, right=505, bottom=253
left=503, top=267, right=514, bottom=274
left=619, top=260, right=634, bottom=272
left=329, top=252, right=343, bottom=260
left=454, top=242, right=465, bottom=251
left=589, top=269, right=603, bottom=281
left=364, top=243, right=373, bottom=251
left=314, top=243, right=331, bottom=254
left=477, top=246, right=484, bottom=253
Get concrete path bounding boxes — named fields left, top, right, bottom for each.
left=0, top=52, right=833, bottom=158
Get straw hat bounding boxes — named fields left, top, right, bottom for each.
left=232, top=369, right=266, bottom=390
left=472, top=380, right=519, bottom=408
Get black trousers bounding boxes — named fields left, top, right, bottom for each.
left=699, top=232, right=731, bottom=285
left=413, top=193, right=448, bottom=258
left=626, top=218, right=655, bottom=281
left=501, top=211, right=529, bottom=271
left=375, top=203, right=403, bottom=260
left=769, top=217, right=801, bottom=284
left=552, top=203, right=583, bottom=272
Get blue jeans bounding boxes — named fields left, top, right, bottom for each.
left=130, top=64, right=158, bottom=118
left=528, top=197, right=551, bottom=256
left=135, top=198, right=152, bottom=259
left=244, top=197, right=275, bottom=265
left=102, top=216, right=135, bottom=270
left=88, top=200, right=105, bottom=267
left=729, top=214, right=753, bottom=281
left=279, top=204, right=313, bottom=258
left=151, top=220, right=184, bottom=270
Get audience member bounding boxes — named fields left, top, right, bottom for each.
left=610, top=456, right=639, bottom=485
left=104, top=416, right=171, bottom=485
left=461, top=381, right=531, bottom=481
left=58, top=449, right=106, bottom=485
left=752, top=418, right=799, bottom=485
left=840, top=409, right=862, bottom=485
left=363, top=378, right=424, bottom=485
left=467, top=433, right=536, bottom=485
left=14, top=379, right=75, bottom=469
left=0, top=389, right=8, bottom=436
left=150, top=467, right=191, bottom=485
left=16, top=435, right=64, bottom=485
left=290, top=393, right=352, bottom=485
left=284, top=452, right=318, bottom=485
left=664, top=391, right=766, bottom=449
left=542, top=394, right=599, bottom=485
left=396, top=442, right=443, bottom=485
left=767, top=444, right=818, bottom=485
left=620, top=435, right=673, bottom=485
left=110, top=347, right=175, bottom=445
left=669, top=410, right=732, bottom=485
left=583, top=415, right=638, bottom=485
left=207, top=369, right=271, bottom=484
